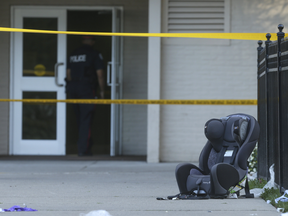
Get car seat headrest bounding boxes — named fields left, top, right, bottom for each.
left=233, top=118, right=249, bottom=145
left=204, top=119, right=225, bottom=152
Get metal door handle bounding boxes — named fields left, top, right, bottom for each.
left=107, top=61, right=112, bottom=86
left=107, top=61, right=120, bottom=87
left=54, top=62, right=64, bottom=87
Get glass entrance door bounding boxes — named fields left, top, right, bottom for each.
left=11, top=8, right=66, bottom=155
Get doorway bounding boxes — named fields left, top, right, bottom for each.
left=66, top=10, right=112, bottom=155
left=11, top=6, right=123, bottom=156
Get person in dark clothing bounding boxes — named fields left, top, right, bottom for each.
left=66, top=36, right=105, bottom=156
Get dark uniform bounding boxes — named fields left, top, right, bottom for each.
left=67, top=44, right=104, bottom=156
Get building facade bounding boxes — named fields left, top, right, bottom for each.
left=0, top=0, right=287, bottom=162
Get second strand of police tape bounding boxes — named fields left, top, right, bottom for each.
left=0, top=99, right=257, bottom=105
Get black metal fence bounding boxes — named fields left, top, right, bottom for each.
left=257, top=24, right=288, bottom=192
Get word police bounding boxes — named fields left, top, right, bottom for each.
left=70, top=54, right=86, bottom=63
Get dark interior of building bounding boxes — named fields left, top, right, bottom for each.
left=66, top=10, right=112, bottom=155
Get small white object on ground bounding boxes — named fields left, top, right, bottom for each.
left=277, top=208, right=285, bottom=213
left=79, top=210, right=112, bottom=216
left=227, top=193, right=238, bottom=199
left=275, top=190, right=288, bottom=204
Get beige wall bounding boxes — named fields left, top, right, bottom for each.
left=0, top=0, right=148, bottom=155
left=159, top=0, right=288, bottom=162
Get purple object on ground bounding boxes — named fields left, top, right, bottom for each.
left=4, top=205, right=37, bottom=212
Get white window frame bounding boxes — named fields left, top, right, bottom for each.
left=161, top=0, right=231, bottom=46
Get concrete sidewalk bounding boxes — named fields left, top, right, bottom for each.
left=0, top=159, right=281, bottom=216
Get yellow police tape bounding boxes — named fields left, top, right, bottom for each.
left=0, top=99, right=257, bottom=105
left=0, top=27, right=277, bottom=41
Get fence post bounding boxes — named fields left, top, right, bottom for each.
left=265, top=33, right=271, bottom=180
left=257, top=40, right=266, bottom=179
left=277, top=24, right=285, bottom=192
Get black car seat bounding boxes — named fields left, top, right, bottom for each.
left=171, top=113, right=260, bottom=199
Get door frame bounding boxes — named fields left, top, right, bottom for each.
left=10, top=5, right=124, bottom=155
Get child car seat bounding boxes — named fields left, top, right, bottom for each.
left=171, top=113, right=260, bottom=200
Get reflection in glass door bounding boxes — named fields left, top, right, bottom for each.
left=22, top=92, right=57, bottom=140
left=12, top=8, right=66, bottom=155
left=23, top=18, right=57, bottom=77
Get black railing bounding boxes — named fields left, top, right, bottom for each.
left=257, top=24, right=288, bottom=192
